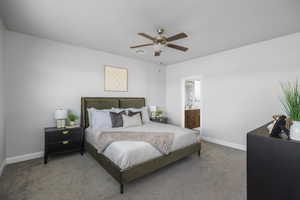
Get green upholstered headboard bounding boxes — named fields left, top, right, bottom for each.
left=81, top=97, right=146, bottom=128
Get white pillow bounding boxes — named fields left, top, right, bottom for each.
left=91, top=110, right=112, bottom=129
left=129, top=107, right=150, bottom=123
left=87, top=108, right=112, bottom=128
left=112, top=107, right=128, bottom=114
left=122, top=114, right=142, bottom=128
left=87, top=108, right=95, bottom=128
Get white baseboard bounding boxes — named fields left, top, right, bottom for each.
left=202, top=136, right=246, bottom=151
left=0, top=159, right=6, bottom=176
left=6, top=151, right=44, bottom=164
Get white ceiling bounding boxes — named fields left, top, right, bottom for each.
left=1, top=0, right=300, bottom=65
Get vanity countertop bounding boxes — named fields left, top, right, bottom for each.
left=185, top=108, right=200, bottom=111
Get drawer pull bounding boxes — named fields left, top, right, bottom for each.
left=62, top=141, right=69, bottom=145
left=62, top=131, right=69, bottom=135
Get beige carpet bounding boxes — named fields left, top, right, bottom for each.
left=0, top=142, right=246, bottom=200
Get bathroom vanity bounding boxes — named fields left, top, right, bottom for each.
left=185, top=109, right=200, bottom=129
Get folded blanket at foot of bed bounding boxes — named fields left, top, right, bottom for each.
left=96, top=131, right=174, bottom=154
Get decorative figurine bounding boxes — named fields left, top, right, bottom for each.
left=270, top=115, right=290, bottom=139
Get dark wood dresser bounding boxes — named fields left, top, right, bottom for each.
left=247, top=123, right=300, bottom=200
left=44, top=127, right=84, bottom=164
left=185, top=109, right=200, bottom=129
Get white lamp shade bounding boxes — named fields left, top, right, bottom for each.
left=54, top=109, right=67, bottom=120
left=150, top=106, right=157, bottom=112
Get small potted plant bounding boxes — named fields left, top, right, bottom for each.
left=68, top=111, right=79, bottom=127
left=281, top=80, right=300, bottom=140
left=155, top=110, right=164, bottom=118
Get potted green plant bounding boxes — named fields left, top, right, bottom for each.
left=155, top=110, right=164, bottom=118
left=68, top=112, right=79, bottom=127
left=281, top=80, right=300, bottom=140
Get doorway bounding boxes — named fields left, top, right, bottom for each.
left=184, top=79, right=201, bottom=129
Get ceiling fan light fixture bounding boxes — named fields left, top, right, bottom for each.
left=157, top=28, right=164, bottom=35
left=153, top=43, right=164, bottom=52
left=135, top=49, right=145, bottom=54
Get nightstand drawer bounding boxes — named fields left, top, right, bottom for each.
left=48, top=140, right=81, bottom=153
left=46, top=129, right=82, bottom=143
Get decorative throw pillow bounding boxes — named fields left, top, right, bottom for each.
left=128, top=107, right=150, bottom=123
left=128, top=110, right=142, bottom=120
left=122, top=113, right=142, bottom=128
left=110, top=111, right=126, bottom=128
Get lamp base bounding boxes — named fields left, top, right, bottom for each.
left=56, top=119, right=66, bottom=128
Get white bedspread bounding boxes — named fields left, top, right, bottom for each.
left=86, top=122, right=200, bottom=170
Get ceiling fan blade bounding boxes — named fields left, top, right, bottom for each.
left=166, top=33, right=188, bottom=42
left=154, top=51, right=161, bottom=56
left=167, top=43, right=188, bottom=52
left=130, top=43, right=154, bottom=48
left=138, top=33, right=156, bottom=41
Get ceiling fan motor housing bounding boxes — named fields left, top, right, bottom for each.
left=157, top=28, right=164, bottom=35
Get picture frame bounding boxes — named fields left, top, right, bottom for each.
left=104, top=66, right=128, bottom=92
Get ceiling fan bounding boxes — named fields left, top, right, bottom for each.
left=130, top=28, right=188, bottom=56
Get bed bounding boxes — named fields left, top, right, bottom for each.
left=81, top=97, right=202, bottom=193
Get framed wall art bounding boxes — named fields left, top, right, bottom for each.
left=104, top=66, right=128, bottom=92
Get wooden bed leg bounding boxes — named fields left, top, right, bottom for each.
left=120, top=184, right=124, bottom=194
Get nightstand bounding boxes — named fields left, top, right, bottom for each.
left=44, top=127, right=84, bottom=164
left=150, top=117, right=168, bottom=124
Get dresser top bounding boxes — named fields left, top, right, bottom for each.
left=247, top=122, right=300, bottom=144
left=247, top=123, right=271, bottom=137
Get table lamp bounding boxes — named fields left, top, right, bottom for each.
left=54, top=109, right=67, bottom=128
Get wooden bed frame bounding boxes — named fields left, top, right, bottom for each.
left=81, top=97, right=202, bottom=194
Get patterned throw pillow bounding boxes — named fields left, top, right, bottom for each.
left=128, top=107, right=150, bottom=123
left=110, top=111, right=126, bottom=128
left=128, top=111, right=142, bottom=121
left=122, top=113, right=142, bottom=128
